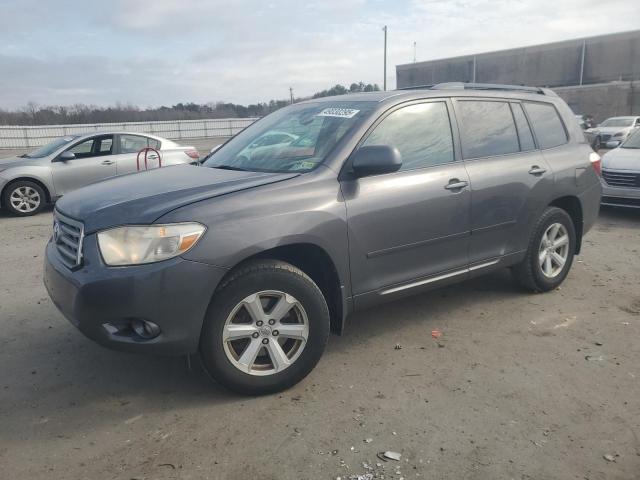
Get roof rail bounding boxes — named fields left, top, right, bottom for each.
left=432, top=82, right=547, bottom=94
left=397, top=82, right=555, bottom=96
left=396, top=84, right=435, bottom=90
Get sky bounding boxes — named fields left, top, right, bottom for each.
left=0, top=0, right=639, bottom=110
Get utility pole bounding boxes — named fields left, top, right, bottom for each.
left=383, top=25, right=388, bottom=91
left=289, top=87, right=294, bottom=104
left=413, top=41, right=416, bottom=63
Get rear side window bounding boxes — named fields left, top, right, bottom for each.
left=524, top=102, right=568, bottom=149
left=511, top=103, right=535, bottom=151
left=457, top=100, right=520, bottom=159
left=363, top=102, right=454, bottom=171
left=119, top=135, right=150, bottom=154
left=149, top=138, right=161, bottom=150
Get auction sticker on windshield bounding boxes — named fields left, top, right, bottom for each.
left=316, top=108, right=360, bottom=119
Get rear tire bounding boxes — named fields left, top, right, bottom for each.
left=199, top=260, right=330, bottom=395
left=2, top=180, right=46, bottom=216
left=512, top=207, right=576, bottom=292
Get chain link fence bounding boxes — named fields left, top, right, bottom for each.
left=0, top=118, right=259, bottom=149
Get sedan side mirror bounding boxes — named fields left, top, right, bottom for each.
left=351, top=145, right=402, bottom=178
left=55, top=151, right=76, bottom=162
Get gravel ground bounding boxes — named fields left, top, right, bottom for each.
left=0, top=201, right=639, bottom=479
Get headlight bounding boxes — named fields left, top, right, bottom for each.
left=97, top=223, right=206, bottom=266
left=613, top=131, right=625, bottom=137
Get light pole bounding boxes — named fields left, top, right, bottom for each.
left=383, top=25, right=388, bottom=91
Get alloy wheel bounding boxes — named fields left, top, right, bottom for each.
left=538, top=222, right=569, bottom=278
left=9, top=186, right=40, bottom=213
left=222, top=290, right=309, bottom=376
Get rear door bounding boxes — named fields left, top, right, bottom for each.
left=341, top=99, right=472, bottom=300
left=112, top=134, right=162, bottom=175
left=453, top=98, right=554, bottom=264
left=50, top=135, right=116, bottom=195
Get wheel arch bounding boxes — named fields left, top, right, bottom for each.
left=1, top=176, right=52, bottom=207
left=216, top=242, right=347, bottom=335
left=549, top=195, right=584, bottom=254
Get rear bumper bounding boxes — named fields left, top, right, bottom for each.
left=44, top=235, right=228, bottom=355
left=578, top=180, right=602, bottom=236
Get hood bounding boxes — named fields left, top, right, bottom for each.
left=56, top=165, right=298, bottom=233
left=602, top=147, right=640, bottom=171
left=0, top=155, right=33, bottom=167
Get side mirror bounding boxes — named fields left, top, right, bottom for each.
left=55, top=151, right=76, bottom=162
left=351, top=145, right=402, bottom=178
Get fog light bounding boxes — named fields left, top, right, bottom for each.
left=131, top=319, right=161, bottom=339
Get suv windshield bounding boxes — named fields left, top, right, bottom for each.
left=203, top=101, right=375, bottom=173
left=600, top=118, right=634, bottom=127
left=621, top=129, right=640, bottom=149
left=25, top=136, right=78, bottom=158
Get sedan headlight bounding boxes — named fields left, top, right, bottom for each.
left=613, top=131, right=625, bottom=137
left=97, top=223, right=206, bottom=266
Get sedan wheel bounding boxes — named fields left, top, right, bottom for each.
left=9, top=186, right=41, bottom=214
left=2, top=181, right=46, bottom=216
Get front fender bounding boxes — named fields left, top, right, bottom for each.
left=0, top=165, right=56, bottom=201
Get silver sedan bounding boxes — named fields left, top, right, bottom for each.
left=600, top=129, right=640, bottom=208
left=0, top=132, right=199, bottom=216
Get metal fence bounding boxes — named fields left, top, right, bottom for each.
left=0, top=118, right=259, bottom=149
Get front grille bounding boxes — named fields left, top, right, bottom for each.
left=53, top=211, right=84, bottom=268
left=602, top=169, right=640, bottom=188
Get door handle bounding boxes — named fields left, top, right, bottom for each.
left=146, top=154, right=159, bottom=160
left=444, top=179, right=469, bottom=191
left=101, top=159, right=115, bottom=165
left=528, top=165, right=547, bottom=176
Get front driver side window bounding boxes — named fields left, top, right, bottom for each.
left=362, top=102, right=454, bottom=171
left=68, top=138, right=95, bottom=159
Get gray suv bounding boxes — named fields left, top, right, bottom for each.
left=44, top=83, right=602, bottom=394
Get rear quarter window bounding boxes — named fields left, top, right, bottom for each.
left=524, top=102, right=568, bottom=149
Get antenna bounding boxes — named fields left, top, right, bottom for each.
left=413, top=41, right=416, bottom=63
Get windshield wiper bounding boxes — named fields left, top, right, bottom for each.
left=19, top=153, right=29, bottom=158
left=212, top=165, right=250, bottom=171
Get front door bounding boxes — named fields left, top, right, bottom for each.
left=51, top=135, right=116, bottom=196
left=341, top=100, right=471, bottom=300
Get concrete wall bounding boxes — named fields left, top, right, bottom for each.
left=397, top=30, right=640, bottom=89
left=554, top=81, right=640, bottom=123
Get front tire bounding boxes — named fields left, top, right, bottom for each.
left=200, top=260, right=330, bottom=395
left=2, top=180, right=46, bottom=216
left=512, top=207, right=576, bottom=292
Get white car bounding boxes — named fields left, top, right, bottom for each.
left=601, top=129, right=640, bottom=208
left=585, top=116, right=640, bottom=149
left=0, top=132, right=199, bottom=216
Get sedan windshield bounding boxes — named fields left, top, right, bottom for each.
left=25, top=136, right=78, bottom=158
left=203, top=101, right=375, bottom=173
left=621, top=129, right=640, bottom=149
left=600, top=118, right=634, bottom=127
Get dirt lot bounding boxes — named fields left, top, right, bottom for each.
left=0, top=201, right=639, bottom=479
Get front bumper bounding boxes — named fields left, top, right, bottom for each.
left=600, top=178, right=640, bottom=208
left=44, top=233, right=228, bottom=355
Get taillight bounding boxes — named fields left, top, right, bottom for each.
left=589, top=151, right=601, bottom=176
left=185, top=149, right=199, bottom=160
